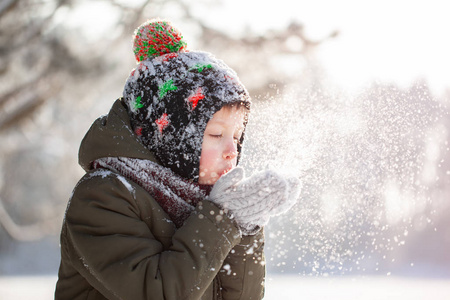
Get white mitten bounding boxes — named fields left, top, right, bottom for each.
left=207, top=167, right=301, bottom=235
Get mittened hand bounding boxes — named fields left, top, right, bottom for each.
left=207, top=167, right=301, bottom=235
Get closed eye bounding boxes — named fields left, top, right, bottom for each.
left=210, top=134, right=222, bottom=138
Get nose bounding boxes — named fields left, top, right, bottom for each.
left=223, top=140, right=238, bottom=160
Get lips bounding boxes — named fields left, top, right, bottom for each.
left=220, top=166, right=233, bottom=176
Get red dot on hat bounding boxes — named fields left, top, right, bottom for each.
left=155, top=113, right=169, bottom=133
left=187, top=88, right=205, bottom=110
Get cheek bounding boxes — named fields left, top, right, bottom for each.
left=232, top=155, right=238, bottom=166
left=199, top=148, right=220, bottom=170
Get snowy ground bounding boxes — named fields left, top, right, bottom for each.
left=264, top=275, right=450, bottom=300
left=1, top=275, right=449, bottom=299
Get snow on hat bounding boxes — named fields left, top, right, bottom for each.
left=123, top=19, right=251, bottom=180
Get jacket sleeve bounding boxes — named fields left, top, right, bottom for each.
left=218, top=230, right=265, bottom=300
left=62, top=171, right=242, bottom=300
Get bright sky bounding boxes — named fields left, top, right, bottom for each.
left=61, top=0, right=450, bottom=95
left=211, top=0, right=450, bottom=95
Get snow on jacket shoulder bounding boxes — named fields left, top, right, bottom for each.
left=55, top=99, right=265, bottom=300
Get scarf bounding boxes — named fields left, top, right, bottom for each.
left=92, top=157, right=211, bottom=228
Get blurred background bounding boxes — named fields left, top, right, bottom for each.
left=0, top=0, right=449, bottom=299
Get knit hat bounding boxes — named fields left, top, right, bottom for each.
left=122, top=19, right=251, bottom=180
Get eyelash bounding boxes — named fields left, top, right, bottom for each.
left=209, top=134, right=241, bottom=142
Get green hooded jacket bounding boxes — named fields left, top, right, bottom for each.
left=55, top=99, right=265, bottom=300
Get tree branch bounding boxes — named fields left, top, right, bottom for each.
left=0, top=95, right=46, bottom=132
left=0, top=197, right=59, bottom=241
left=0, top=0, right=18, bottom=18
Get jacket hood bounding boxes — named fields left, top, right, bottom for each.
left=79, top=99, right=158, bottom=171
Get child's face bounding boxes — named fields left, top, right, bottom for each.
left=199, top=106, right=246, bottom=185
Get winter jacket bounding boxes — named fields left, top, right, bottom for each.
left=55, top=99, right=265, bottom=300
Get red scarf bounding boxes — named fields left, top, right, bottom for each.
left=92, top=157, right=211, bottom=228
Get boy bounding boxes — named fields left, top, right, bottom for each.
left=55, top=19, right=300, bottom=299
